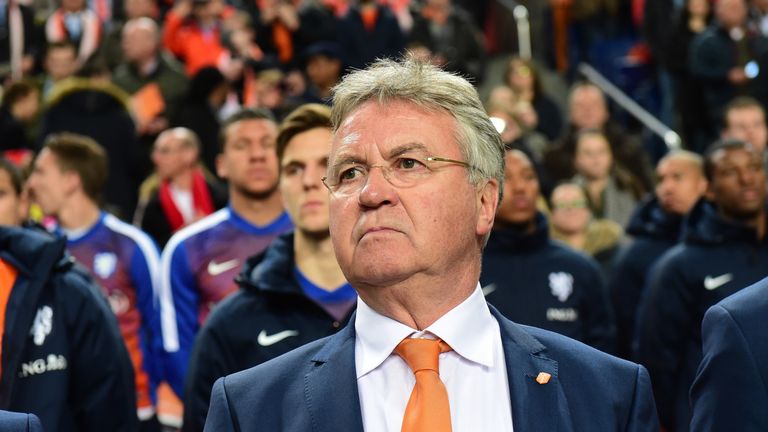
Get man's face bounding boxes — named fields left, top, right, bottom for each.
left=327, top=100, right=497, bottom=288
left=569, top=86, right=608, bottom=130
left=725, top=106, right=767, bottom=153
left=280, top=127, right=332, bottom=236
left=45, top=48, right=77, bottom=82
left=61, top=0, right=85, bottom=12
left=655, top=157, right=707, bottom=215
left=0, top=170, right=24, bottom=226
left=707, top=147, right=766, bottom=219
left=217, top=119, right=280, bottom=199
left=124, top=0, right=156, bottom=19
left=122, top=25, right=157, bottom=62
left=306, top=55, right=341, bottom=89
left=574, top=135, right=612, bottom=180
left=550, top=184, right=591, bottom=235
left=716, top=0, right=747, bottom=28
left=27, top=149, right=75, bottom=216
left=496, top=150, right=539, bottom=224
left=152, top=134, right=195, bottom=180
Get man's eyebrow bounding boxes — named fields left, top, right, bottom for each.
left=330, top=154, right=365, bottom=169
left=387, top=142, right=429, bottom=159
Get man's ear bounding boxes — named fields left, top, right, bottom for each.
left=476, top=178, right=499, bottom=237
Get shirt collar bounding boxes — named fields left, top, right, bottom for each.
left=355, top=283, right=496, bottom=379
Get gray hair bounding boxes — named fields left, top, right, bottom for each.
left=330, top=57, right=505, bottom=200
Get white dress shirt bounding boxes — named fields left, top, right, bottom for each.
left=355, top=284, right=514, bottom=432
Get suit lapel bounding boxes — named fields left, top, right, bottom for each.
left=303, top=316, right=364, bottom=432
left=491, top=307, right=565, bottom=432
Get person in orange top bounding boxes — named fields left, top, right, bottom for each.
left=162, top=0, right=234, bottom=76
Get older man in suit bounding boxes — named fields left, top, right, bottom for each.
left=690, top=276, right=768, bottom=431
left=203, top=57, right=658, bottom=431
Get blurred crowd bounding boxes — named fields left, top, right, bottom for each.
left=0, top=0, right=767, bottom=431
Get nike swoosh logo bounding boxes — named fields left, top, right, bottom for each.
left=207, top=259, right=240, bottom=276
left=257, top=329, right=299, bottom=347
left=704, top=273, right=733, bottom=290
left=482, top=283, right=496, bottom=296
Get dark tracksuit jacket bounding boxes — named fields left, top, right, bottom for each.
left=635, top=200, right=768, bottom=432
left=182, top=231, right=354, bottom=432
left=480, top=212, right=615, bottom=354
left=0, top=226, right=137, bottom=432
left=609, top=196, right=684, bottom=360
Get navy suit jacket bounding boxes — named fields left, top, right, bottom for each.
left=205, top=307, right=658, bottom=431
left=690, top=276, right=768, bottom=431
left=0, top=410, right=44, bottom=432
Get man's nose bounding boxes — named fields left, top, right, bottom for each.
left=358, top=167, right=398, bottom=208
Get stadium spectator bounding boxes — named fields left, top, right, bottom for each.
left=502, top=56, right=563, bottom=141
left=609, top=150, right=707, bottom=360
left=481, top=149, right=615, bottom=353
left=549, top=181, right=624, bottom=278
left=26, top=133, right=163, bottom=430
left=636, top=139, right=768, bottom=431
left=171, top=66, right=229, bottom=173
left=162, top=0, right=232, bottom=76
left=409, top=0, right=486, bottom=83
left=45, top=0, right=103, bottom=65
left=689, top=0, right=768, bottom=147
left=40, top=42, right=79, bottom=98
left=0, top=0, right=36, bottom=82
left=336, top=0, right=404, bottom=71
left=134, top=127, right=226, bottom=247
left=113, top=17, right=189, bottom=135
left=665, top=0, right=712, bottom=152
left=157, top=108, right=292, bottom=398
left=721, top=96, right=768, bottom=171
left=301, top=41, right=343, bottom=104
left=543, top=82, right=654, bottom=192
left=486, top=97, right=548, bottom=164
left=571, top=129, right=646, bottom=228
left=37, top=75, right=140, bottom=218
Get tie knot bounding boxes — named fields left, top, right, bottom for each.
left=395, top=338, right=451, bottom=374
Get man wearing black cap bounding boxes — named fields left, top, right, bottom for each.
left=302, top=42, right=343, bottom=103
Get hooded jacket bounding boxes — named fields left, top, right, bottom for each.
left=610, top=196, right=684, bottom=360
left=182, top=231, right=354, bottom=432
left=480, top=212, right=615, bottom=354
left=0, top=226, right=137, bottom=432
left=635, top=199, right=768, bottom=431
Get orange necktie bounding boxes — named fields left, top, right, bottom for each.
left=395, top=338, right=453, bottom=432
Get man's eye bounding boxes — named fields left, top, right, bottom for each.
left=397, top=158, right=423, bottom=170
left=284, top=165, right=302, bottom=176
left=339, top=167, right=364, bottom=182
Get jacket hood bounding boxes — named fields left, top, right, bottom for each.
left=626, top=196, right=683, bottom=241
left=682, top=199, right=765, bottom=246
left=0, top=226, right=69, bottom=277
left=45, top=79, right=131, bottom=114
left=236, top=230, right=300, bottom=295
left=486, top=212, right=549, bottom=253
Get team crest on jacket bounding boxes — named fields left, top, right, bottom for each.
left=549, top=272, right=574, bottom=302
left=94, top=252, right=117, bottom=279
left=30, top=306, right=53, bottom=346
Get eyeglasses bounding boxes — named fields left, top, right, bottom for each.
left=322, top=156, right=474, bottom=196
left=552, top=199, right=589, bottom=210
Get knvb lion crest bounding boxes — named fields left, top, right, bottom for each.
left=30, top=306, right=53, bottom=346
left=549, top=272, right=574, bottom=302
left=93, top=252, right=117, bottom=279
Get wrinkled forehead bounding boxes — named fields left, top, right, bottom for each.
left=330, top=100, right=459, bottom=163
